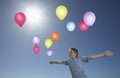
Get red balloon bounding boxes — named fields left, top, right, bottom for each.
left=33, top=45, right=40, bottom=54
left=14, top=12, right=26, bottom=27
left=51, top=32, right=59, bottom=42
left=79, top=20, right=89, bottom=32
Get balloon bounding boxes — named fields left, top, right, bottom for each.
left=66, top=22, right=75, bottom=32
left=44, top=38, right=52, bottom=48
left=33, top=45, right=40, bottom=54
left=51, top=32, right=59, bottom=42
left=83, top=11, right=96, bottom=26
left=79, top=20, right=89, bottom=32
left=56, top=5, right=68, bottom=21
left=14, top=12, right=26, bottom=27
left=32, top=35, right=40, bottom=44
left=47, top=50, right=53, bottom=56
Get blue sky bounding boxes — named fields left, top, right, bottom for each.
left=0, top=0, right=120, bottom=78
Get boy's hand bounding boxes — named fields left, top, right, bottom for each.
left=50, top=61, right=54, bottom=64
left=104, top=51, right=114, bottom=56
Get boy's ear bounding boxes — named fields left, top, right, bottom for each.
left=75, top=53, right=77, bottom=56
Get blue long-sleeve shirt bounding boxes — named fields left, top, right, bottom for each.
left=62, top=56, right=89, bottom=78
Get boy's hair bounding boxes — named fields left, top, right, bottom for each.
left=70, top=48, right=79, bottom=57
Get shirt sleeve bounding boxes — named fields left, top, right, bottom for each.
left=61, top=60, right=68, bottom=65
left=81, top=56, right=89, bottom=63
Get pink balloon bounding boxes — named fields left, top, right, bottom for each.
left=33, top=45, right=40, bottom=54
left=14, top=12, right=26, bottom=27
left=79, top=20, right=89, bottom=32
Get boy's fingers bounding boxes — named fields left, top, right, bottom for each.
left=49, top=61, right=53, bottom=64
left=104, top=51, right=114, bottom=56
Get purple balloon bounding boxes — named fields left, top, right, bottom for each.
left=47, top=50, right=53, bottom=56
left=83, top=11, right=96, bottom=26
left=32, top=35, right=40, bottom=44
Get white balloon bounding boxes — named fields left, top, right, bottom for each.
left=66, top=22, right=75, bottom=31
left=83, top=11, right=96, bottom=26
left=32, top=35, right=40, bottom=44
left=47, top=50, right=53, bottom=56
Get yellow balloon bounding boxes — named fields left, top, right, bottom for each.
left=56, top=5, right=68, bottom=21
left=44, top=38, right=52, bottom=48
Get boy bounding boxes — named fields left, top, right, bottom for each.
left=50, top=48, right=114, bottom=78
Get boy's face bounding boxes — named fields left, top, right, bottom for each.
left=69, top=49, right=77, bottom=59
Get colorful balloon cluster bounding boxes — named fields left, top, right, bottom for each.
left=14, top=4, right=96, bottom=57
left=79, top=11, right=96, bottom=32
left=44, top=32, right=59, bottom=48
left=56, top=5, right=96, bottom=32
left=44, top=32, right=60, bottom=56
left=32, top=35, right=40, bottom=54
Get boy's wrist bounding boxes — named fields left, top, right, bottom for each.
left=103, top=52, right=107, bottom=56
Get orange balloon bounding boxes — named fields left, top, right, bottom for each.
left=51, top=32, right=59, bottom=42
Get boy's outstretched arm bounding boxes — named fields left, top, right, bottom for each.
left=88, top=50, right=114, bottom=60
left=50, top=60, right=63, bottom=64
